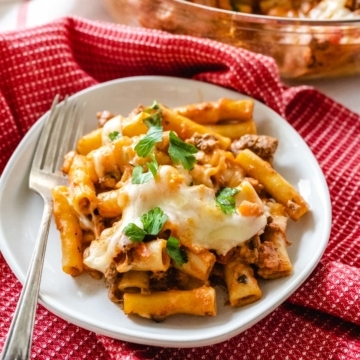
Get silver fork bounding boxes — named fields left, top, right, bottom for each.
left=1, top=95, right=85, bottom=360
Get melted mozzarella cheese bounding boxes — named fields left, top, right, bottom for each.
left=309, top=0, right=354, bottom=19
left=101, top=115, right=123, bottom=145
left=84, top=165, right=267, bottom=273
left=91, top=148, right=105, bottom=179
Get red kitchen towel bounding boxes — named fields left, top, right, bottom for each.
left=0, top=17, right=359, bottom=360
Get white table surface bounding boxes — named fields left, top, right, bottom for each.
left=0, top=0, right=359, bottom=115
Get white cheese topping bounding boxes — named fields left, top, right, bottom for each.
left=84, top=165, right=267, bottom=273
left=91, top=148, right=105, bottom=179
left=309, top=0, right=355, bottom=19
left=101, top=115, right=123, bottom=145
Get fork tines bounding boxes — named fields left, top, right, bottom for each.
left=32, top=95, right=85, bottom=177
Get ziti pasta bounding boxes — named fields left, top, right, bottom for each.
left=52, top=97, right=309, bottom=321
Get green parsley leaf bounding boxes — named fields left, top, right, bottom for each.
left=140, top=207, right=168, bottom=236
left=144, top=101, right=160, bottom=112
left=123, top=223, right=147, bottom=242
left=131, top=155, right=159, bottom=184
left=134, top=126, right=163, bottom=158
left=131, top=165, right=153, bottom=184
left=215, top=187, right=240, bottom=215
left=166, top=236, right=188, bottom=266
left=134, top=102, right=163, bottom=157
left=168, top=131, right=198, bottom=170
left=144, top=105, right=162, bottom=128
left=124, top=207, right=168, bottom=242
left=147, top=154, right=158, bottom=179
left=144, top=112, right=162, bottom=128
left=108, top=131, right=121, bottom=141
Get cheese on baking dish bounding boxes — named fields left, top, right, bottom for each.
left=84, top=165, right=267, bottom=274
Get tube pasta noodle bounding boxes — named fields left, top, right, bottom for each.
left=123, top=286, right=216, bottom=321
left=205, top=120, right=257, bottom=139
left=160, top=104, right=232, bottom=150
left=97, top=189, right=122, bottom=218
left=52, top=186, right=83, bottom=276
left=52, top=96, right=310, bottom=321
left=118, top=270, right=150, bottom=294
left=77, top=128, right=103, bottom=155
left=224, top=258, right=262, bottom=307
left=257, top=223, right=293, bottom=279
left=120, top=239, right=171, bottom=273
left=173, top=248, right=216, bottom=281
left=68, top=154, right=98, bottom=216
left=173, top=98, right=254, bottom=124
left=235, top=149, right=309, bottom=220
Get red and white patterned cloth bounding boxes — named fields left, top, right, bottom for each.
left=0, top=17, right=359, bottom=360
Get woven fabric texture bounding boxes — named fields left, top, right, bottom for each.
left=0, top=17, right=359, bottom=360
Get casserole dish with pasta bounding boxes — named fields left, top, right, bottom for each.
left=104, top=0, right=360, bottom=79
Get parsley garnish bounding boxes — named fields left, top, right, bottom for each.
left=124, top=207, right=168, bottom=242
left=131, top=154, right=159, bottom=184
left=147, top=153, right=158, bottom=178
left=134, top=125, right=163, bottom=157
left=168, top=131, right=198, bottom=170
left=131, top=165, right=153, bottom=184
left=143, top=101, right=162, bottom=128
left=108, top=131, right=121, bottom=141
left=140, top=207, right=168, bottom=235
left=134, top=103, right=163, bottom=158
left=123, top=223, right=147, bottom=242
left=215, top=187, right=240, bottom=215
left=166, top=236, right=188, bottom=266
left=145, top=101, right=160, bottom=112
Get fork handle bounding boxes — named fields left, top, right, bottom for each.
left=1, top=199, right=53, bottom=360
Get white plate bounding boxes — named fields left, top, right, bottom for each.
left=0, top=76, right=331, bottom=348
